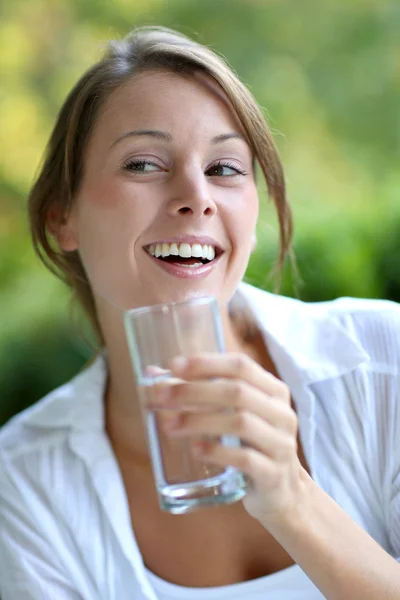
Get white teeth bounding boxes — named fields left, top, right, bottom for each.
left=169, top=242, right=179, bottom=255
left=146, top=241, right=218, bottom=261
left=179, top=243, right=192, bottom=258
left=191, top=244, right=203, bottom=258
left=207, top=246, right=215, bottom=261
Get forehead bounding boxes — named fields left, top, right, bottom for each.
left=93, top=69, right=244, bottom=144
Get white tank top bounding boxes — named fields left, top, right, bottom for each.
left=145, top=564, right=326, bottom=599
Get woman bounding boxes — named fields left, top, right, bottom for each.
left=0, top=26, right=399, bottom=600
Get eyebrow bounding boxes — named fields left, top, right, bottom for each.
left=109, top=129, right=172, bottom=149
left=109, top=129, right=247, bottom=149
left=211, top=132, right=247, bottom=144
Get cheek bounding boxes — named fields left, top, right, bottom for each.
left=226, top=187, right=259, bottom=247
left=231, top=189, right=259, bottom=268
left=74, top=192, right=155, bottom=307
left=76, top=173, right=155, bottom=248
left=79, top=173, right=131, bottom=210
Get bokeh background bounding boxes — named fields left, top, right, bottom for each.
left=1, top=0, right=399, bottom=425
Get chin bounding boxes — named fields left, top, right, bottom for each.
left=138, top=281, right=222, bottom=307
left=152, top=288, right=216, bottom=307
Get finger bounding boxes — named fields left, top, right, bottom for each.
left=153, top=379, right=298, bottom=435
left=144, top=365, right=170, bottom=377
left=165, top=409, right=297, bottom=461
left=170, top=353, right=290, bottom=404
left=192, top=440, right=281, bottom=485
left=147, top=377, right=195, bottom=410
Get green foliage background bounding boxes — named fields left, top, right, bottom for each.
left=1, top=0, right=399, bottom=425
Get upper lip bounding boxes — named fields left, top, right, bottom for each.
left=143, top=235, right=224, bottom=252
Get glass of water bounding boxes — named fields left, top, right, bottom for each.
left=124, top=296, right=247, bottom=514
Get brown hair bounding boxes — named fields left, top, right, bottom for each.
left=28, top=26, right=294, bottom=346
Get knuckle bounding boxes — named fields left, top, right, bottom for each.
left=230, top=381, right=247, bottom=407
left=239, top=449, right=258, bottom=476
left=285, top=435, right=298, bottom=454
left=278, top=435, right=297, bottom=459
left=286, top=409, right=298, bottom=434
left=277, top=382, right=291, bottom=402
left=234, top=410, right=251, bottom=433
left=233, top=353, right=250, bottom=376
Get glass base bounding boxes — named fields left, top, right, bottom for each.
left=157, top=469, right=247, bottom=514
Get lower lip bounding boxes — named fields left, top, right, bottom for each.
left=144, top=253, right=222, bottom=279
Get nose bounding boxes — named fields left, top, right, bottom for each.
left=166, top=168, right=217, bottom=219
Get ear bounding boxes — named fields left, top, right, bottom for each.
left=47, top=204, right=78, bottom=252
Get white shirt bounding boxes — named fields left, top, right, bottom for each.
left=145, top=562, right=322, bottom=600
left=1, top=282, right=400, bottom=600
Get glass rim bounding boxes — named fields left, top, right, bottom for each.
left=124, top=295, right=217, bottom=319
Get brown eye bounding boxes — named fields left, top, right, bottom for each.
left=206, top=161, right=246, bottom=177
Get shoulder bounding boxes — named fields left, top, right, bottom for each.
left=0, top=386, right=75, bottom=514
left=241, top=280, right=400, bottom=315
left=319, top=296, right=400, bottom=367
left=319, top=295, right=400, bottom=320
left=0, top=382, right=76, bottom=460
left=241, top=282, right=400, bottom=367
left=0, top=357, right=108, bottom=574
left=0, top=355, right=106, bottom=494
left=0, top=357, right=112, bottom=600
left=244, top=281, right=400, bottom=322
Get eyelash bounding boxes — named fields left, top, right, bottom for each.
left=206, top=160, right=248, bottom=177
left=122, top=159, right=159, bottom=173
left=122, top=159, right=248, bottom=176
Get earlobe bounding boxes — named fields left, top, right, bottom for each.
left=47, top=204, right=79, bottom=252
left=59, top=223, right=79, bottom=252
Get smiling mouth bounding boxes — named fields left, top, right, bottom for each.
left=143, top=241, right=223, bottom=267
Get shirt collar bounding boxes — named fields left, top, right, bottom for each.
left=24, top=353, right=107, bottom=430
left=237, top=282, right=369, bottom=385
left=24, top=283, right=369, bottom=430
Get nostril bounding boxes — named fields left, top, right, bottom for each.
left=178, top=207, right=192, bottom=214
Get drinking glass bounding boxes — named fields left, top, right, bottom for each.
left=124, top=296, right=247, bottom=514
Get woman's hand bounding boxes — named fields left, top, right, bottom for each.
left=153, top=352, right=309, bottom=528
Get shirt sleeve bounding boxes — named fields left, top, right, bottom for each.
left=338, top=300, right=400, bottom=560
left=366, top=304, right=400, bottom=561
left=389, top=322, right=400, bottom=561
left=0, top=451, right=95, bottom=600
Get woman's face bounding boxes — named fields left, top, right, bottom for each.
left=64, top=70, right=259, bottom=311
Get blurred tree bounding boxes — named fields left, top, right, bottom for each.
left=0, top=0, right=399, bottom=423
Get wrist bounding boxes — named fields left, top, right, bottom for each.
left=260, top=466, right=315, bottom=538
